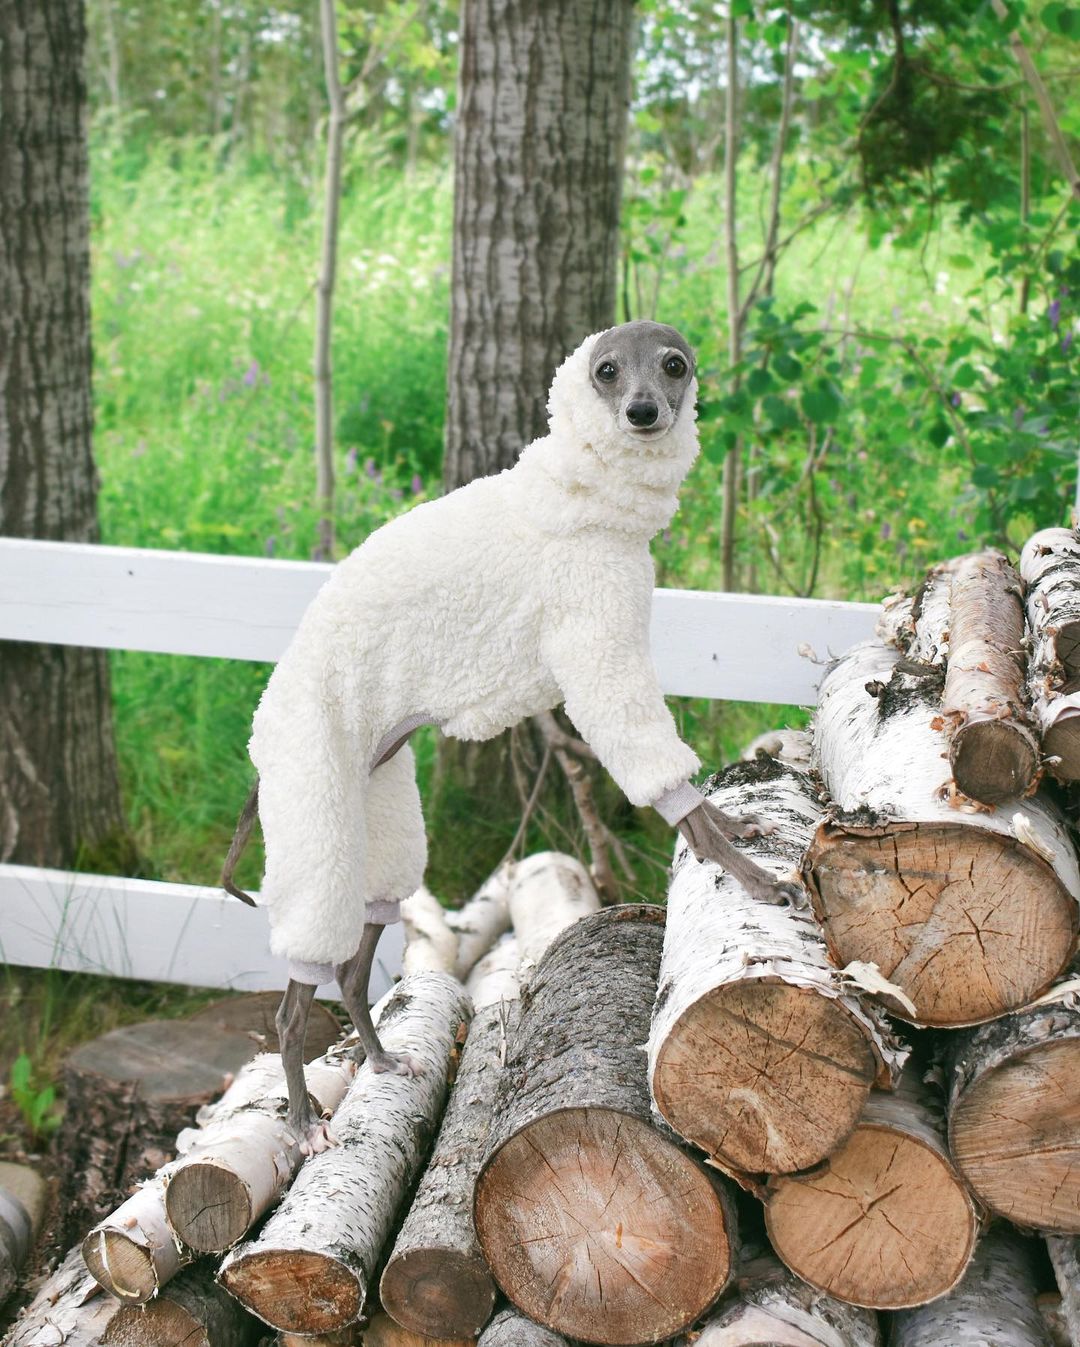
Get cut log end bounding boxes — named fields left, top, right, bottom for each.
left=81, top=1228, right=161, bottom=1304
left=809, top=821, right=1078, bottom=1026
left=1043, top=713, right=1080, bottom=781
left=651, top=980, right=878, bottom=1174
left=218, top=1247, right=360, bottom=1334
left=379, top=1247, right=495, bottom=1340
left=100, top=1299, right=205, bottom=1346
left=950, top=718, right=1039, bottom=804
left=951, top=1035, right=1080, bottom=1233
left=164, top=1160, right=252, bottom=1253
left=475, top=1107, right=731, bottom=1345
left=766, top=1120, right=977, bottom=1309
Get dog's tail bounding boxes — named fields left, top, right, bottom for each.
left=222, top=778, right=260, bottom=906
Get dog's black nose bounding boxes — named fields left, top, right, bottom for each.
left=626, top=400, right=659, bottom=428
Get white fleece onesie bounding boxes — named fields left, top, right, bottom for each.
left=249, top=332, right=705, bottom=972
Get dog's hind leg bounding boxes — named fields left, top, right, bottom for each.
left=335, top=924, right=422, bottom=1077
left=275, top=976, right=338, bottom=1154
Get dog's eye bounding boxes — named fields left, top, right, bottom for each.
left=596, top=361, right=618, bottom=383
left=664, top=355, right=688, bottom=378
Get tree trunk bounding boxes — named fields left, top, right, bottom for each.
left=1022, top=527, right=1080, bottom=780
left=946, top=993, right=1080, bottom=1234
left=313, top=0, right=342, bottom=560
left=163, top=1050, right=355, bottom=1254
left=447, top=865, right=513, bottom=981
left=648, top=758, right=906, bottom=1179
left=2, top=1245, right=119, bottom=1347
left=464, top=933, right=520, bottom=1007
left=506, top=851, right=600, bottom=972
left=218, top=973, right=471, bottom=1337
left=0, top=1163, right=45, bottom=1311
left=402, top=887, right=459, bottom=976
left=99, top=1264, right=261, bottom=1347
left=0, top=0, right=134, bottom=871
left=380, top=956, right=519, bottom=1338
left=690, top=1251, right=881, bottom=1347
left=765, top=1064, right=980, bottom=1310
left=475, top=906, right=735, bottom=1345
left=478, top=1309, right=568, bottom=1347
left=807, top=639, right=1079, bottom=1027
left=721, top=9, right=742, bottom=593
left=1047, top=1237, right=1080, bottom=1347
left=887, top=1225, right=1052, bottom=1347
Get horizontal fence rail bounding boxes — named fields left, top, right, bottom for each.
left=0, top=537, right=879, bottom=994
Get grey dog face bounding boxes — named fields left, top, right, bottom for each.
left=589, top=320, right=696, bottom=438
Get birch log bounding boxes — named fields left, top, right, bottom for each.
left=465, top=934, right=520, bottom=1007
left=765, top=1064, right=979, bottom=1309
left=81, top=1175, right=185, bottom=1305
left=380, top=955, right=519, bottom=1337
left=0, top=1164, right=44, bottom=1309
left=219, top=972, right=471, bottom=1336
left=808, top=639, right=1079, bottom=1026
left=3, top=1245, right=119, bottom=1347
left=506, top=851, right=601, bottom=970
left=475, top=906, right=735, bottom=1345
left=947, top=994, right=1080, bottom=1233
left=447, top=865, right=513, bottom=981
left=1022, top=527, right=1080, bottom=780
left=363, top=1312, right=475, bottom=1346
left=687, top=1252, right=881, bottom=1347
left=402, top=887, right=459, bottom=975
left=1047, top=1236, right=1080, bottom=1347
left=477, top=1308, right=569, bottom=1346
left=887, top=1225, right=1051, bottom=1347
left=649, top=758, right=906, bottom=1177
left=164, top=1049, right=355, bottom=1252
left=99, top=1264, right=261, bottom=1347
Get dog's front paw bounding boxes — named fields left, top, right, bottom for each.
left=369, top=1050, right=424, bottom=1078
left=731, top=812, right=777, bottom=841
left=296, top=1118, right=339, bottom=1157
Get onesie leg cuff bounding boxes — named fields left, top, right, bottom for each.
left=652, top=780, right=706, bottom=825
left=288, top=958, right=334, bottom=986
left=366, top=898, right=402, bottom=926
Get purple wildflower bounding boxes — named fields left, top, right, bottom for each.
left=365, top=457, right=380, bottom=480
left=1063, top=329, right=1074, bottom=355
left=345, top=446, right=358, bottom=474
left=265, top=535, right=276, bottom=557
left=243, top=360, right=260, bottom=387
left=1049, top=300, right=1062, bottom=331
left=411, top=473, right=424, bottom=495
left=662, top=528, right=673, bottom=543
left=880, top=521, right=892, bottom=540
left=951, top=392, right=962, bottom=408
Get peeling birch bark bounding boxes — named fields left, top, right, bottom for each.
left=475, top=906, right=735, bottom=1345
left=219, top=973, right=471, bottom=1336
left=402, top=888, right=459, bottom=975
left=100, top=1263, right=261, bottom=1346
left=465, top=934, right=520, bottom=1009
left=380, top=958, right=519, bottom=1338
left=765, top=1063, right=979, bottom=1309
left=163, top=1050, right=355, bottom=1252
left=688, top=1252, right=881, bottom=1346
left=506, top=851, right=601, bottom=971
left=477, top=1308, right=568, bottom=1346
left=741, top=728, right=813, bottom=769
left=81, top=1175, right=185, bottom=1305
left=648, top=758, right=906, bottom=1177
left=447, top=865, right=513, bottom=980
left=363, top=1311, right=475, bottom=1346
left=946, top=994, right=1080, bottom=1233
left=3, top=1245, right=119, bottom=1346
left=1022, top=527, right=1080, bottom=781
left=888, top=1225, right=1052, bottom=1346
left=808, top=639, right=1079, bottom=1026
left=1047, top=1236, right=1080, bottom=1347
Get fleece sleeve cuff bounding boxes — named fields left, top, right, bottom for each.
left=651, top=780, right=705, bottom=825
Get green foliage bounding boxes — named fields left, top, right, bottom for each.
left=8, top=1052, right=62, bottom=1147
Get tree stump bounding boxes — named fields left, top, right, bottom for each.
left=765, top=1064, right=979, bottom=1309
left=218, top=973, right=471, bottom=1336
left=99, top=1263, right=261, bottom=1347
left=648, top=758, right=905, bottom=1177
left=947, top=996, right=1080, bottom=1233
left=691, top=1251, right=881, bottom=1346
left=3, top=1245, right=119, bottom=1346
left=1022, top=526, right=1080, bottom=781
left=475, top=906, right=735, bottom=1345
left=477, top=1308, right=568, bottom=1346
left=0, top=1163, right=44, bottom=1310
left=185, top=991, right=341, bottom=1059
left=57, top=1019, right=261, bottom=1247
left=887, top=1224, right=1052, bottom=1346
left=380, top=953, right=519, bottom=1338
left=807, top=639, right=1079, bottom=1026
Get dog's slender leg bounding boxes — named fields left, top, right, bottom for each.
left=335, top=923, right=423, bottom=1077
left=678, top=803, right=801, bottom=906
left=275, top=978, right=336, bottom=1154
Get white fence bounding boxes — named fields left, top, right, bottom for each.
left=0, top=537, right=878, bottom=1000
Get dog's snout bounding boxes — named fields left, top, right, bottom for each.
left=626, top=400, right=659, bottom=428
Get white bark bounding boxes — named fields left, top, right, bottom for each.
left=1047, top=1236, right=1080, bottom=1347
left=446, top=865, right=512, bottom=980
left=876, top=562, right=952, bottom=665
left=4, top=1245, right=119, bottom=1346
left=478, top=1309, right=568, bottom=1346
left=1022, top=527, right=1080, bottom=780
left=81, top=1177, right=183, bottom=1305
left=507, top=851, right=601, bottom=971
left=0, top=1163, right=44, bottom=1308
left=740, top=728, right=813, bottom=769
left=464, top=933, right=520, bottom=1010
left=402, top=887, right=459, bottom=975
left=649, top=760, right=906, bottom=1175
left=219, top=973, right=471, bottom=1336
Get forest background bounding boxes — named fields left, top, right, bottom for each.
left=3, top=0, right=1079, bottom=1098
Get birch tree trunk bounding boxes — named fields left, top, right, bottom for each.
left=3, top=1246, right=119, bottom=1347
left=1022, top=527, right=1080, bottom=780
left=464, top=934, right=520, bottom=1007
left=402, top=887, right=458, bottom=976
left=99, top=1264, right=261, bottom=1347
left=887, top=1225, right=1052, bottom=1347
left=765, top=1064, right=980, bottom=1309
left=475, top=906, right=735, bottom=1345
left=81, top=1175, right=186, bottom=1305
left=648, top=758, right=906, bottom=1178
left=478, top=1309, right=568, bottom=1346
left=0, top=0, right=133, bottom=870
left=808, top=639, right=1079, bottom=1026
left=446, top=865, right=513, bottom=981
left=219, top=973, right=471, bottom=1336
left=1046, top=1236, right=1080, bottom=1347
left=506, top=851, right=601, bottom=972
left=946, top=992, right=1080, bottom=1234
left=313, top=0, right=342, bottom=559
left=380, top=957, right=519, bottom=1338
left=721, top=9, right=742, bottom=593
